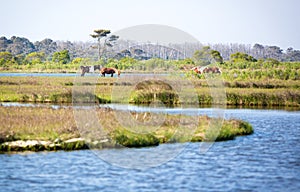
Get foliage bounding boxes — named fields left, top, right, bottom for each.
left=211, top=50, right=223, bottom=63
left=0, top=51, right=13, bottom=60
left=71, top=57, right=91, bottom=65
left=24, top=52, right=45, bottom=64
left=230, top=52, right=257, bottom=63
left=52, top=50, right=70, bottom=64
left=0, top=51, right=14, bottom=66
left=106, top=57, right=138, bottom=70
left=193, top=46, right=223, bottom=66
left=90, top=29, right=111, bottom=38
left=193, top=46, right=212, bottom=66
left=221, top=60, right=300, bottom=81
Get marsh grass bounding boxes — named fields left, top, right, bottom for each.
left=114, top=128, right=160, bottom=148
left=130, top=90, right=179, bottom=104
left=0, top=106, right=253, bottom=151
left=226, top=88, right=300, bottom=106
left=0, top=76, right=299, bottom=106
left=0, top=106, right=79, bottom=142
left=97, top=109, right=253, bottom=145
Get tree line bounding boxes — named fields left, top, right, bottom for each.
left=1, top=35, right=300, bottom=64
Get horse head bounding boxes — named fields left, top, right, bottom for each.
left=115, top=68, right=121, bottom=77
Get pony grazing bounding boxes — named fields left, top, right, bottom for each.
left=191, top=66, right=221, bottom=74
left=80, top=65, right=102, bottom=76
left=100, top=67, right=120, bottom=77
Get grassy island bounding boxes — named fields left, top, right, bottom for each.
left=0, top=106, right=253, bottom=152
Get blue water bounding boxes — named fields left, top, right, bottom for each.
left=0, top=108, right=300, bottom=191
left=0, top=73, right=77, bottom=77
left=0, top=72, right=168, bottom=77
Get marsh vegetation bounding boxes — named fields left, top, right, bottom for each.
left=0, top=106, right=253, bottom=152
left=0, top=75, right=298, bottom=107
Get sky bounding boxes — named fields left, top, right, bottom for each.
left=1, top=0, right=299, bottom=49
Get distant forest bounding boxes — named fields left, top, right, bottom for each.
left=1, top=36, right=300, bottom=62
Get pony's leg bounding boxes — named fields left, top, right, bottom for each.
left=111, top=73, right=113, bottom=77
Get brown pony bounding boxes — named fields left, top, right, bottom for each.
left=100, top=67, right=120, bottom=77
left=191, top=66, right=201, bottom=74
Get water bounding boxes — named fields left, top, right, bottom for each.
left=0, top=73, right=77, bottom=77
left=1, top=108, right=300, bottom=191
left=0, top=72, right=168, bottom=77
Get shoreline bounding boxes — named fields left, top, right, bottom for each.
left=1, top=102, right=300, bottom=112
left=0, top=130, right=252, bottom=153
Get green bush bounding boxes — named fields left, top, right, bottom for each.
left=114, top=129, right=159, bottom=148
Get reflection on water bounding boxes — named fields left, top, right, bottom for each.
left=0, top=108, right=300, bottom=191
left=1, top=102, right=299, bottom=114
left=0, top=102, right=72, bottom=109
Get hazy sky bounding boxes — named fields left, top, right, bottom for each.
left=1, top=0, right=299, bottom=49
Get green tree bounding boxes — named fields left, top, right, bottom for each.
left=230, top=52, right=257, bottom=63
left=71, top=57, right=91, bottom=65
left=0, top=51, right=13, bottom=66
left=118, top=57, right=137, bottom=70
left=193, top=46, right=223, bottom=65
left=52, top=50, right=70, bottom=64
left=210, top=50, right=223, bottom=63
left=193, top=46, right=212, bottom=66
left=24, top=52, right=45, bottom=64
left=0, top=51, right=13, bottom=60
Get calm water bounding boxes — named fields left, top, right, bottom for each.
left=0, top=73, right=77, bottom=77
left=0, top=108, right=300, bottom=191
left=0, top=72, right=168, bottom=77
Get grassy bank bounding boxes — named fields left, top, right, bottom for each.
left=0, top=106, right=253, bottom=152
left=0, top=76, right=299, bottom=107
